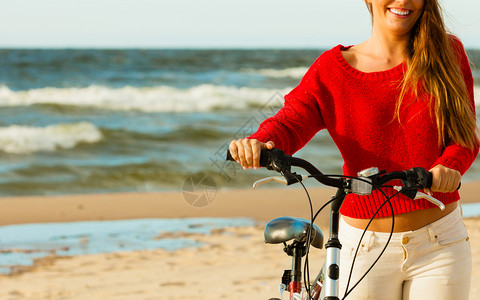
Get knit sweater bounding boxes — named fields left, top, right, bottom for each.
left=249, top=40, right=478, bottom=219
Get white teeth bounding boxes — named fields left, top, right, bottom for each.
left=390, top=8, right=410, bottom=16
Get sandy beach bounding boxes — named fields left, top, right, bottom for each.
left=0, top=182, right=479, bottom=299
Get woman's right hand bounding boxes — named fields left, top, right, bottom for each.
left=228, top=139, right=275, bottom=169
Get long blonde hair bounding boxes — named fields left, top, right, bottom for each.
left=367, top=0, right=479, bottom=149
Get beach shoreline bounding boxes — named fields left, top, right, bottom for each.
left=0, top=180, right=479, bottom=226
left=0, top=183, right=479, bottom=299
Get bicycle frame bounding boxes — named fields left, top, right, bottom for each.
left=226, top=148, right=446, bottom=300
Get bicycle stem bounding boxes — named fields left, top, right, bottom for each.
left=323, top=188, right=347, bottom=300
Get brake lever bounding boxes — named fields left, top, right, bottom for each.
left=253, top=176, right=287, bottom=189
left=253, top=175, right=309, bottom=189
left=415, top=191, right=446, bottom=210
left=393, top=186, right=445, bottom=210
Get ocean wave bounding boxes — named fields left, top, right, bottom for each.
left=0, top=85, right=478, bottom=113
left=241, top=67, right=308, bottom=78
left=0, top=85, right=290, bottom=113
left=0, top=122, right=103, bottom=154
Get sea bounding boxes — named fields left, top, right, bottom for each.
left=0, top=48, right=479, bottom=196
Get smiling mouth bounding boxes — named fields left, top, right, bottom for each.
left=388, top=8, right=411, bottom=16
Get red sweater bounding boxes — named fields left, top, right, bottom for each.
left=250, top=40, right=478, bottom=219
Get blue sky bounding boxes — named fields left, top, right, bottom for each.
left=1, top=0, right=479, bottom=48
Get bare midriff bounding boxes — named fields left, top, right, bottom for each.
left=342, top=201, right=458, bottom=232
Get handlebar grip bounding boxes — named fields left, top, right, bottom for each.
left=226, top=149, right=275, bottom=168
left=426, top=172, right=433, bottom=189
left=226, top=150, right=235, bottom=162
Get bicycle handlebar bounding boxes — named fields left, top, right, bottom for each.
left=225, top=148, right=456, bottom=193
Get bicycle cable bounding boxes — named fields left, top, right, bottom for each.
left=342, top=188, right=403, bottom=299
left=298, top=172, right=402, bottom=300
left=307, top=195, right=342, bottom=300
left=302, top=184, right=340, bottom=300
left=296, top=175, right=315, bottom=297
left=289, top=169, right=338, bottom=300
left=284, top=169, right=414, bottom=300
left=309, top=172, right=402, bottom=299
left=298, top=178, right=314, bottom=299
left=295, top=171, right=370, bottom=300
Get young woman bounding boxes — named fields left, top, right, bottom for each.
left=229, top=0, right=478, bottom=299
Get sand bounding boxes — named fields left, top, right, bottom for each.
left=0, top=181, right=478, bottom=299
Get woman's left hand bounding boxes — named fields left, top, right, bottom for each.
left=426, top=164, right=461, bottom=194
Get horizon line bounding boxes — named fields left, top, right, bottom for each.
left=1, top=45, right=480, bottom=51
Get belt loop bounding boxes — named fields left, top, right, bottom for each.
left=362, top=232, right=373, bottom=251
left=367, top=231, right=380, bottom=251
left=427, top=226, right=436, bottom=242
left=368, top=232, right=375, bottom=250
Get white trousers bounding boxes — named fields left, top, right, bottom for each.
left=338, top=206, right=471, bottom=300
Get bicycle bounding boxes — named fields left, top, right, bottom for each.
left=226, top=148, right=447, bottom=300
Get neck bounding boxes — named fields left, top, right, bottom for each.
left=368, top=27, right=409, bottom=62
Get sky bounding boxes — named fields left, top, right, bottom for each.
left=0, top=0, right=479, bottom=49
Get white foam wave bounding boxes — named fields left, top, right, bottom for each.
left=0, top=85, right=290, bottom=113
left=0, top=84, right=477, bottom=113
left=0, top=122, right=103, bottom=154
left=241, top=67, right=308, bottom=78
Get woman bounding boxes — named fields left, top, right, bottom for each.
left=229, top=0, right=478, bottom=299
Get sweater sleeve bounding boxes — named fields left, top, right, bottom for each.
left=249, top=58, right=326, bottom=155
left=432, top=37, right=479, bottom=174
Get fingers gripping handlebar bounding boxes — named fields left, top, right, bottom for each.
left=374, top=167, right=433, bottom=190
left=226, top=148, right=289, bottom=172
left=374, top=167, right=460, bottom=191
